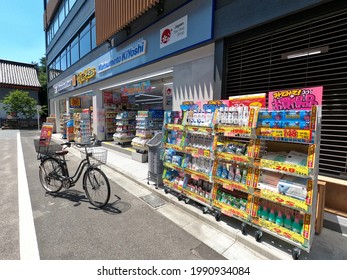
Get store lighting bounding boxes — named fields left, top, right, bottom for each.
left=163, top=82, right=173, bottom=86
left=99, top=69, right=173, bottom=91
left=282, top=46, right=329, bottom=59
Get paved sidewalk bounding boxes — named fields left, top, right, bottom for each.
left=52, top=134, right=347, bottom=260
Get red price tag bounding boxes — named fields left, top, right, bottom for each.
left=284, top=129, right=298, bottom=138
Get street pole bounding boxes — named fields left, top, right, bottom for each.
left=36, top=105, right=42, bottom=130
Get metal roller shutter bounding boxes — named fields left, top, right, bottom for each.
left=224, top=10, right=347, bottom=179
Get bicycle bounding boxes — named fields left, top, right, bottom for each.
left=34, top=139, right=111, bottom=208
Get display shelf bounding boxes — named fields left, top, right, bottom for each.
left=160, top=103, right=321, bottom=258
left=113, top=110, right=136, bottom=146
left=105, top=109, right=119, bottom=140
left=247, top=105, right=321, bottom=255
left=132, top=110, right=164, bottom=153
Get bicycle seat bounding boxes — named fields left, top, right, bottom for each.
left=55, top=150, right=69, bottom=156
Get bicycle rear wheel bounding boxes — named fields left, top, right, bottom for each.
left=83, top=167, right=110, bottom=208
left=39, top=157, right=64, bottom=193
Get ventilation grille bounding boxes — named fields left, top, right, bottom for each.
left=224, top=10, right=347, bottom=179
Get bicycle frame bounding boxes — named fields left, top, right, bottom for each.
left=41, top=146, right=94, bottom=186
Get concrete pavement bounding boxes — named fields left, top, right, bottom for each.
left=52, top=134, right=347, bottom=260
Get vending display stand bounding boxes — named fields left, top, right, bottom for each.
left=161, top=98, right=321, bottom=259
left=249, top=105, right=321, bottom=259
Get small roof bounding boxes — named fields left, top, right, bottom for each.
left=0, top=59, right=41, bottom=88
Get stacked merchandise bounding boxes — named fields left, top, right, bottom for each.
left=132, top=110, right=164, bottom=152
left=60, top=113, right=70, bottom=139
left=160, top=98, right=320, bottom=258
left=74, top=111, right=91, bottom=144
left=113, top=110, right=137, bottom=145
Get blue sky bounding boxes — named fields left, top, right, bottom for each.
left=0, top=0, right=45, bottom=65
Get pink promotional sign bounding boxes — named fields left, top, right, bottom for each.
left=268, top=86, right=323, bottom=110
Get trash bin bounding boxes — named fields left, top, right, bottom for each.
left=146, top=132, right=163, bottom=188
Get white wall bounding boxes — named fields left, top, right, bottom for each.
left=172, top=54, right=214, bottom=111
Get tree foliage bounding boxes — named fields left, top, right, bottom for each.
left=1, top=89, right=38, bottom=119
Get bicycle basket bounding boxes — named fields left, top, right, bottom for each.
left=33, top=139, right=62, bottom=155
left=80, top=147, right=108, bottom=166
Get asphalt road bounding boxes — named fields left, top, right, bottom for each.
left=1, top=129, right=225, bottom=260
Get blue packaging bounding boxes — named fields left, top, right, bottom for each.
left=283, top=121, right=310, bottom=129
left=258, top=111, right=284, bottom=121
left=258, top=121, right=283, bottom=128
left=283, top=110, right=311, bottom=122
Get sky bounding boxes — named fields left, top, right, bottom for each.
left=0, top=0, right=45, bottom=65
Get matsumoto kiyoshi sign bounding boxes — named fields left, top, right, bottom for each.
left=98, top=40, right=146, bottom=73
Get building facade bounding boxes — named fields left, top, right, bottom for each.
left=44, top=0, right=347, bottom=229
left=0, top=59, right=41, bottom=119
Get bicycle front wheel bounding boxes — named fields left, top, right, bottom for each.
left=83, top=167, right=110, bottom=208
left=39, top=157, right=64, bottom=193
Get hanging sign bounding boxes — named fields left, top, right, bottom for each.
left=69, top=97, right=81, bottom=108
left=121, top=80, right=152, bottom=96
left=268, top=86, right=323, bottom=111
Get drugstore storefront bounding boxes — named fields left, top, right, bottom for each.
left=49, top=0, right=215, bottom=141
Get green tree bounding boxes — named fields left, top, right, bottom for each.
left=33, top=57, right=48, bottom=119
left=1, top=89, right=38, bottom=119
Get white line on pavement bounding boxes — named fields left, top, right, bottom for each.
left=17, top=132, right=40, bottom=260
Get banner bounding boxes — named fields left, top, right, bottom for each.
left=268, top=86, right=323, bottom=111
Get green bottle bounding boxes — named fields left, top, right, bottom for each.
left=268, top=209, right=276, bottom=223
left=257, top=205, right=263, bottom=217
left=284, top=214, right=293, bottom=230
left=292, top=217, right=302, bottom=234
left=261, top=206, right=269, bottom=220
left=275, top=211, right=284, bottom=227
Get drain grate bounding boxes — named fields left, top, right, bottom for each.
left=140, top=194, right=166, bottom=208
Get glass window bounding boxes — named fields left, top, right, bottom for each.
left=80, top=32, right=91, bottom=58
left=64, top=0, right=69, bottom=15
left=66, top=45, right=71, bottom=68
left=53, top=17, right=58, bottom=35
left=55, top=56, right=61, bottom=71
left=91, top=18, right=96, bottom=49
left=70, top=0, right=77, bottom=9
left=58, top=5, right=65, bottom=27
left=70, top=37, right=79, bottom=65
left=60, top=50, right=67, bottom=71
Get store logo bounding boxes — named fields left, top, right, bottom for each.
left=98, top=40, right=146, bottom=73
left=161, top=29, right=171, bottom=44
left=160, top=15, right=188, bottom=49
left=76, top=67, right=96, bottom=85
left=54, top=79, right=72, bottom=94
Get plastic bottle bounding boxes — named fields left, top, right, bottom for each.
left=261, top=206, right=269, bottom=220
left=268, top=209, right=276, bottom=223
left=243, top=106, right=249, bottom=126
left=216, top=163, right=223, bottom=177
left=257, top=205, right=263, bottom=217
left=228, top=164, right=235, bottom=180
left=292, top=216, right=302, bottom=234
left=234, top=165, right=242, bottom=182
left=227, top=107, right=233, bottom=124
left=218, top=107, right=224, bottom=124
left=241, top=167, right=248, bottom=184
left=221, top=163, right=229, bottom=178
left=284, top=214, right=293, bottom=230
left=275, top=211, right=284, bottom=227
left=205, top=110, right=212, bottom=127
